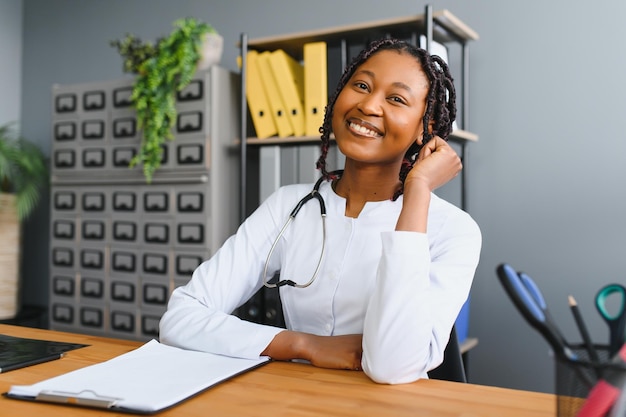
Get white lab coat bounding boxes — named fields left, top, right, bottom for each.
left=159, top=180, right=481, bottom=384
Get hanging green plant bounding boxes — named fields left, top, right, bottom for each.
left=111, top=18, right=219, bottom=182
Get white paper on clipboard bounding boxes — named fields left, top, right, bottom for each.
left=6, top=340, right=270, bottom=414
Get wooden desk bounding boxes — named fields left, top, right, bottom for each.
left=0, top=324, right=554, bottom=417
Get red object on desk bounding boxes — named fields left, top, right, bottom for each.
left=576, top=343, right=626, bottom=417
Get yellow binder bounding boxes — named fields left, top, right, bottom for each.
left=303, top=42, right=327, bottom=137
left=257, top=51, right=293, bottom=138
left=245, top=50, right=277, bottom=139
left=268, top=49, right=306, bottom=136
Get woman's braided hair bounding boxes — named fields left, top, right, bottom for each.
left=315, top=37, right=456, bottom=199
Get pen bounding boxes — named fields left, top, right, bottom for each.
left=0, top=353, right=65, bottom=373
left=569, top=295, right=600, bottom=365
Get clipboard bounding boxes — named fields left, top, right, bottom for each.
left=4, top=339, right=270, bottom=414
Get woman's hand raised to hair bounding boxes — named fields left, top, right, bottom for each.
left=262, top=331, right=363, bottom=371
left=405, top=136, right=462, bottom=193
left=396, top=136, right=462, bottom=233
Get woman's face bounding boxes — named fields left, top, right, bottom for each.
left=332, top=49, right=429, bottom=167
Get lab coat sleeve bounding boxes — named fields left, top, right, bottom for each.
left=159, top=186, right=302, bottom=359
left=361, top=208, right=481, bottom=384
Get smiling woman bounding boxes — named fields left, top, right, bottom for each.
left=330, top=50, right=432, bottom=213
left=159, top=38, right=481, bottom=385
left=317, top=39, right=457, bottom=203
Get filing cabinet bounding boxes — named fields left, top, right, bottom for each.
left=49, top=66, right=240, bottom=340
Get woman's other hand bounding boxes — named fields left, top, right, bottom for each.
left=263, top=331, right=363, bottom=371
left=406, top=136, right=462, bottom=193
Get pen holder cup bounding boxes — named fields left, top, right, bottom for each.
left=556, top=344, right=626, bottom=417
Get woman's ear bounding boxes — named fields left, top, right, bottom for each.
left=416, top=120, right=434, bottom=145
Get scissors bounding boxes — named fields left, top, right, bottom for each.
left=497, top=263, right=576, bottom=362
left=595, top=283, right=626, bottom=357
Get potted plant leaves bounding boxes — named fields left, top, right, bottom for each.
left=110, top=17, right=223, bottom=182
left=0, top=122, right=48, bottom=319
left=0, top=122, right=48, bottom=221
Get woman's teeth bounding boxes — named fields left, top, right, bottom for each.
left=349, top=122, right=381, bottom=138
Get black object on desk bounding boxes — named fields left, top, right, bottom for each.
left=0, top=334, right=88, bottom=373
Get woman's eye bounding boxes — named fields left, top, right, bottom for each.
left=389, top=96, right=406, bottom=105
left=354, top=82, right=369, bottom=91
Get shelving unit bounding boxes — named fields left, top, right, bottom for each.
left=236, top=5, right=479, bottom=328
left=239, top=5, right=479, bottom=219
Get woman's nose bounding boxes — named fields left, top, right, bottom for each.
left=357, top=93, right=383, bottom=116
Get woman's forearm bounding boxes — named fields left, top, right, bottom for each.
left=395, top=179, right=431, bottom=233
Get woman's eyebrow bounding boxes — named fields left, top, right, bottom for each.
left=354, top=69, right=375, bottom=79
left=354, top=69, right=417, bottom=94
left=392, top=81, right=413, bottom=93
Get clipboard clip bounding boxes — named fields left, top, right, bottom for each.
left=37, top=389, right=121, bottom=408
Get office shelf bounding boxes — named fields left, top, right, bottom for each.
left=246, top=10, right=478, bottom=58
left=239, top=5, right=479, bottom=219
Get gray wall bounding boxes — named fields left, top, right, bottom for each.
left=0, top=0, right=23, bottom=126
left=13, top=0, right=626, bottom=394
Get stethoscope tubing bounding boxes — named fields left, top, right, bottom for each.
left=262, top=175, right=332, bottom=289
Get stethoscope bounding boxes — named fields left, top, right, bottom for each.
left=262, top=171, right=342, bottom=289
